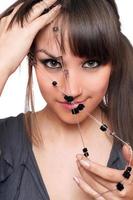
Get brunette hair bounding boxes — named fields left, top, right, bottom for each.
left=1, top=0, right=133, bottom=147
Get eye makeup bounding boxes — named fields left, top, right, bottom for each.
left=36, top=49, right=62, bottom=61
left=39, top=58, right=62, bottom=69
left=36, top=49, right=103, bottom=71
left=82, top=59, right=102, bottom=69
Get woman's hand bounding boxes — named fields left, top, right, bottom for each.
left=74, top=145, right=133, bottom=200
left=0, top=0, right=61, bottom=76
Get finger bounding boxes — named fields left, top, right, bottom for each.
left=29, top=0, right=60, bottom=22
left=0, top=16, right=7, bottom=31
left=76, top=154, right=124, bottom=182
left=121, top=182, right=133, bottom=199
left=31, top=4, right=61, bottom=32
left=3, top=3, right=23, bottom=30
left=73, top=176, right=105, bottom=200
left=77, top=160, right=114, bottom=193
left=76, top=161, right=128, bottom=200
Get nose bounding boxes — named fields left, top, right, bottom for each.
left=62, top=69, right=82, bottom=100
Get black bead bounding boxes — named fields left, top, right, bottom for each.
left=71, top=104, right=84, bottom=115
left=123, top=170, right=131, bottom=179
left=100, top=124, right=108, bottom=132
left=52, top=81, right=57, bottom=86
left=71, top=108, right=79, bottom=115
left=77, top=104, right=85, bottom=111
left=116, top=182, right=124, bottom=191
left=83, top=147, right=89, bottom=157
left=126, top=166, right=132, bottom=172
left=72, top=109, right=75, bottom=115
left=64, top=95, right=68, bottom=101
left=64, top=95, right=74, bottom=102
left=74, top=108, right=79, bottom=114
left=84, top=152, right=89, bottom=157
left=68, top=96, right=74, bottom=102
left=83, top=148, right=88, bottom=153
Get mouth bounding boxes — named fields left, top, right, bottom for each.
left=58, top=100, right=85, bottom=110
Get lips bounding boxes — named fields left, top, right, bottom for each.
left=58, top=100, right=85, bottom=110
left=62, top=103, right=79, bottom=109
left=59, top=100, right=85, bottom=104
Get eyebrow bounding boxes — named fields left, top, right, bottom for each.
left=36, top=49, right=62, bottom=60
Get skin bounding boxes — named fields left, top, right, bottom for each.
left=34, top=22, right=112, bottom=126
left=32, top=19, right=133, bottom=200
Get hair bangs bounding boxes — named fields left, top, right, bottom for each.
left=59, top=0, right=120, bottom=66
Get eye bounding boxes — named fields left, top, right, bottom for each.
left=40, top=59, right=61, bottom=69
left=83, top=60, right=101, bottom=69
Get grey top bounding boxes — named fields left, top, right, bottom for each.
left=0, top=113, right=127, bottom=200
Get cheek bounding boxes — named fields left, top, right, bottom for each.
left=85, top=67, right=111, bottom=97
left=90, top=76, right=109, bottom=95
left=35, top=69, right=53, bottom=102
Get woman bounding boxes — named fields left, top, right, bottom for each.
left=0, top=0, right=133, bottom=199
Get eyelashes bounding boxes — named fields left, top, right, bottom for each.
left=39, top=58, right=61, bottom=69
left=39, top=58, right=102, bottom=70
left=83, top=60, right=102, bottom=69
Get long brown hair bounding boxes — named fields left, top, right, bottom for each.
left=1, top=0, right=133, bottom=147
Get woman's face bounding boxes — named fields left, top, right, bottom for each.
left=34, top=23, right=112, bottom=124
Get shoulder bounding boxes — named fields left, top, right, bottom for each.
left=0, top=113, right=26, bottom=150
left=0, top=113, right=31, bottom=197
left=0, top=113, right=29, bottom=168
left=0, top=113, right=24, bottom=139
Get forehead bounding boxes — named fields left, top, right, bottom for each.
left=35, top=18, right=71, bottom=55
left=34, top=7, right=116, bottom=66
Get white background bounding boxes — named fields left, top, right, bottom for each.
left=0, top=0, right=133, bottom=118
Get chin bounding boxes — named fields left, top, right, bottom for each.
left=47, top=102, right=98, bottom=125
left=57, top=112, right=88, bottom=125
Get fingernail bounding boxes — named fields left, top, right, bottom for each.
left=76, top=154, right=83, bottom=160
left=80, top=159, right=90, bottom=167
left=73, top=176, right=80, bottom=184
